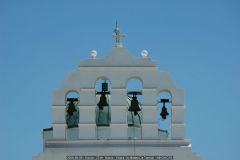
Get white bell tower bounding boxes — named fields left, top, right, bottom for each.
left=33, top=25, right=201, bottom=160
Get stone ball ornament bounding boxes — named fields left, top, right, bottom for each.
left=91, top=50, right=97, bottom=59
left=141, top=50, right=148, bottom=58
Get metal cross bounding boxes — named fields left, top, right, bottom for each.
left=112, top=21, right=126, bottom=47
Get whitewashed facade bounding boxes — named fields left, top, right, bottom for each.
left=33, top=26, right=201, bottom=160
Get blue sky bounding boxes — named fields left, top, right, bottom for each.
left=0, top=0, right=240, bottom=160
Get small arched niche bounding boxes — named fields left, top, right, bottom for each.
left=65, top=91, right=80, bottom=128
left=95, top=78, right=111, bottom=127
left=157, top=91, right=172, bottom=139
left=126, top=78, right=143, bottom=139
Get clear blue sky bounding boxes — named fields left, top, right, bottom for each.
left=0, top=0, right=239, bottom=160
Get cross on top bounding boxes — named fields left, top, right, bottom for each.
left=112, top=22, right=126, bottom=48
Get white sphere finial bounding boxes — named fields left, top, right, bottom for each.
left=91, top=50, right=97, bottom=59
left=141, top=50, right=148, bottom=58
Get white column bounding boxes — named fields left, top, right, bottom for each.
left=52, top=106, right=66, bottom=124
left=171, top=106, right=185, bottom=140
left=79, top=89, right=95, bottom=106
left=111, top=89, right=127, bottom=106
left=141, top=89, right=158, bottom=139
left=78, top=106, right=96, bottom=139
left=142, top=89, right=157, bottom=106
left=110, top=88, right=128, bottom=139
left=52, top=105, right=66, bottom=139
left=141, top=106, right=157, bottom=123
left=171, top=106, right=185, bottom=123
left=78, top=124, right=96, bottom=139
left=79, top=106, right=96, bottom=124
left=53, top=124, right=66, bottom=139
left=111, top=106, right=127, bottom=123
left=110, top=124, right=128, bottom=139
left=142, top=124, right=159, bottom=139
left=171, top=124, right=185, bottom=140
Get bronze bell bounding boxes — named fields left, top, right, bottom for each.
left=98, top=93, right=109, bottom=110
left=128, top=96, right=141, bottom=116
left=67, top=99, right=77, bottom=115
left=160, top=105, right=169, bottom=119
left=160, top=99, right=169, bottom=119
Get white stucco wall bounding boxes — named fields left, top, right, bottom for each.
left=33, top=47, right=201, bottom=160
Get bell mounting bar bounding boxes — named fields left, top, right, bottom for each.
left=96, top=91, right=111, bottom=95
left=127, top=91, right=142, bottom=96
left=160, top=99, right=169, bottom=103
left=66, top=98, right=79, bottom=102
left=157, top=98, right=171, bottom=104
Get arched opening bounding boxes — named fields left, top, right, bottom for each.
left=157, top=91, right=172, bottom=140
left=95, top=79, right=111, bottom=127
left=65, top=91, right=79, bottom=128
left=127, top=78, right=143, bottom=139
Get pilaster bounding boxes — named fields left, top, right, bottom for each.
left=53, top=124, right=66, bottom=139
left=142, top=89, right=157, bottom=106
left=79, top=89, right=95, bottom=106
left=52, top=106, right=66, bottom=124
left=110, top=88, right=128, bottom=139
left=111, top=106, right=127, bottom=123
left=171, top=123, right=185, bottom=140
left=142, top=106, right=157, bottom=123
left=79, top=106, right=96, bottom=124
left=142, top=124, right=159, bottom=139
left=171, top=106, right=185, bottom=123
left=110, top=124, right=128, bottom=139
left=111, top=89, right=127, bottom=106
left=78, top=124, right=96, bottom=139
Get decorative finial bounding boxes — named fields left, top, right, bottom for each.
left=112, top=21, right=126, bottom=48
left=90, top=50, right=97, bottom=59
left=141, top=50, right=149, bottom=58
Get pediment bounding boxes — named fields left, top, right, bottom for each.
left=80, top=48, right=156, bottom=67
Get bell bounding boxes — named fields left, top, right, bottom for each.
left=102, top=82, right=108, bottom=92
left=98, top=93, right=109, bottom=110
left=67, top=100, right=77, bottom=116
left=160, top=105, right=169, bottom=119
left=159, top=98, right=170, bottom=119
left=128, top=96, right=141, bottom=116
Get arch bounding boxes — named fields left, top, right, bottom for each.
left=157, top=87, right=184, bottom=105
left=157, top=89, right=172, bottom=98
left=95, top=77, right=112, bottom=93
left=95, top=78, right=111, bottom=127
left=126, top=76, right=143, bottom=88
left=65, top=90, right=80, bottom=128
left=126, top=77, right=143, bottom=104
left=65, top=90, right=80, bottom=102
left=95, top=76, right=112, bottom=85
left=126, top=77, right=143, bottom=139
